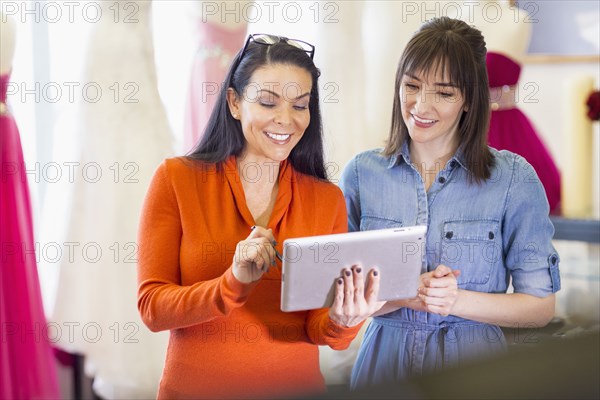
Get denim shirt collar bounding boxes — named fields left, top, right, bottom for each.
left=388, top=141, right=469, bottom=172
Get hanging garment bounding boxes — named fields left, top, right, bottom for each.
left=486, top=51, right=561, bottom=213
left=1, top=72, right=60, bottom=400
left=38, top=1, right=171, bottom=398
left=183, top=21, right=246, bottom=152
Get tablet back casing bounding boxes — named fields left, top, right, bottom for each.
left=281, top=226, right=427, bottom=312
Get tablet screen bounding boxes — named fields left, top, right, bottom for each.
left=281, top=225, right=426, bottom=312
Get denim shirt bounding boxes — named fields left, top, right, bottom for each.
left=341, top=144, right=561, bottom=383
left=340, top=144, right=560, bottom=322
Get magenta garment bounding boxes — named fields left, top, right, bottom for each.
left=184, top=23, right=247, bottom=152
left=0, top=73, right=60, bottom=399
left=486, top=52, right=561, bottom=214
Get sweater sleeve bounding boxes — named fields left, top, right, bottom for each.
left=136, top=161, right=258, bottom=332
left=304, top=186, right=365, bottom=349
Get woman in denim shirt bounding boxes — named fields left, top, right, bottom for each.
left=340, top=17, right=561, bottom=388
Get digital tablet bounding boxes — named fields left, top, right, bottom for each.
left=280, top=225, right=427, bottom=312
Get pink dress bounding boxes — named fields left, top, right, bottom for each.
left=486, top=52, right=561, bottom=214
left=0, top=73, right=60, bottom=399
left=184, top=22, right=247, bottom=152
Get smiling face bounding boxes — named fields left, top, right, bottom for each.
left=400, top=67, right=467, bottom=155
left=227, top=63, right=312, bottom=163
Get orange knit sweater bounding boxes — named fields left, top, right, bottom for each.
left=137, top=156, right=362, bottom=399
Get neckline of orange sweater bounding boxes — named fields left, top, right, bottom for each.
left=223, top=155, right=293, bottom=229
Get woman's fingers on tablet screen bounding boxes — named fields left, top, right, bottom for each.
left=342, top=268, right=354, bottom=312
left=352, top=265, right=364, bottom=298
left=329, top=266, right=384, bottom=326
left=365, top=268, right=380, bottom=306
left=331, top=276, right=345, bottom=316
left=330, top=268, right=356, bottom=318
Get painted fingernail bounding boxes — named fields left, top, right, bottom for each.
left=356, top=267, right=362, bottom=273
left=345, top=270, right=351, bottom=277
left=373, top=270, right=378, bottom=276
left=337, top=279, right=343, bottom=285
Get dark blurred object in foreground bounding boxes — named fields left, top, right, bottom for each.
left=309, top=331, right=599, bottom=399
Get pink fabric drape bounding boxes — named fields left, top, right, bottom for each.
left=184, top=23, right=247, bottom=152
left=486, top=52, right=561, bottom=214
left=1, top=73, right=60, bottom=399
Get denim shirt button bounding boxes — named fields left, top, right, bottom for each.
left=551, top=255, right=557, bottom=264
left=445, top=231, right=453, bottom=239
left=489, top=231, right=495, bottom=240
left=438, top=176, right=446, bottom=184
left=449, top=161, right=456, bottom=169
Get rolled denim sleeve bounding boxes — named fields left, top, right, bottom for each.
left=503, top=155, right=561, bottom=297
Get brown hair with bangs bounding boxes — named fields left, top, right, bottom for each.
left=383, top=16, right=493, bottom=182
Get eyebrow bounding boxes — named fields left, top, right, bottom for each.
left=405, top=73, right=458, bottom=88
left=258, top=89, right=311, bottom=100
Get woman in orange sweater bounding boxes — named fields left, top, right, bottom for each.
left=137, top=34, right=382, bottom=399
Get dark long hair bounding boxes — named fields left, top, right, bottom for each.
left=384, top=16, right=493, bottom=182
left=187, top=37, right=327, bottom=180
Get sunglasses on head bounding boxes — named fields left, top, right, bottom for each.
left=231, top=33, right=315, bottom=74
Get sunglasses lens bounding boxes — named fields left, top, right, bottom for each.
left=286, top=39, right=312, bottom=52
left=253, top=34, right=280, bottom=45
left=248, top=34, right=314, bottom=59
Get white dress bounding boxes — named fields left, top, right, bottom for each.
left=39, top=1, right=171, bottom=398
left=307, top=1, right=423, bottom=178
